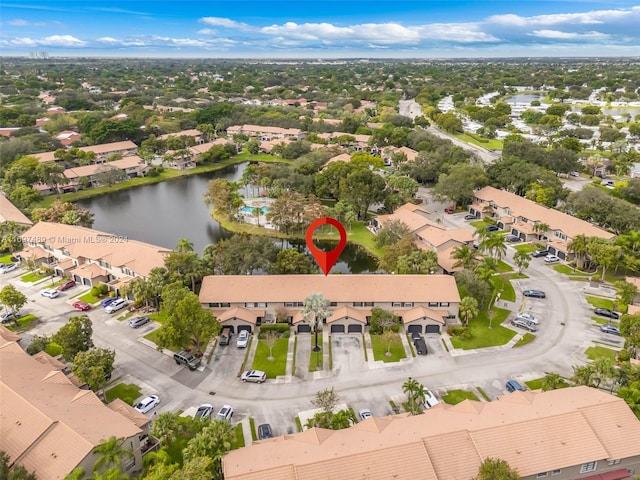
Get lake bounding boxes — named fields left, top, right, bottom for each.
left=76, top=163, right=378, bottom=273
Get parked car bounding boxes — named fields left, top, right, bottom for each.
left=129, top=315, right=150, bottom=328
left=173, top=350, right=201, bottom=370
left=0, top=311, right=17, bottom=324
left=57, top=279, right=76, bottom=291
left=0, top=263, right=18, bottom=273
left=134, top=395, right=160, bottom=414
left=600, top=324, right=621, bottom=336
left=359, top=408, right=373, bottom=420
left=506, top=235, right=521, bottom=242
left=219, top=326, right=233, bottom=346
left=516, top=312, right=539, bottom=325
left=100, top=297, right=116, bottom=308
left=216, top=405, right=233, bottom=421
left=531, top=249, right=549, bottom=258
left=486, top=225, right=499, bottom=232
left=423, top=390, right=440, bottom=409
left=511, top=318, right=538, bottom=332
left=570, top=171, right=580, bottom=177
left=594, top=308, right=619, bottom=320
left=444, top=207, right=454, bottom=214
left=72, top=301, right=91, bottom=311
left=413, top=338, right=428, bottom=355
left=104, top=298, right=128, bottom=314
left=241, top=370, right=267, bottom=383
left=194, top=404, right=213, bottom=420
left=464, top=214, right=477, bottom=220
left=41, top=288, right=59, bottom=299
left=410, top=331, right=422, bottom=341
left=257, top=423, right=274, bottom=440
left=523, top=290, right=546, bottom=298
left=236, top=330, right=249, bottom=348
left=506, top=380, right=525, bottom=393
left=544, top=254, right=560, bottom=263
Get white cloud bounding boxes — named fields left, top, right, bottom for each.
left=488, top=6, right=639, bottom=26
left=7, top=18, right=63, bottom=27
left=530, top=29, right=609, bottom=39
left=97, top=37, right=119, bottom=43
left=2, top=34, right=85, bottom=47
left=197, top=28, right=217, bottom=35
left=199, top=17, right=252, bottom=31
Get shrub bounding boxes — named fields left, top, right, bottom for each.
left=448, top=326, right=469, bottom=337
left=483, top=217, right=497, bottom=225
left=618, top=349, right=630, bottom=362
left=90, top=283, right=109, bottom=297
left=258, top=324, right=290, bottom=339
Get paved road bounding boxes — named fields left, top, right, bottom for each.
left=399, top=98, right=500, bottom=164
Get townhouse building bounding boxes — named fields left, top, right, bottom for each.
left=199, top=274, right=460, bottom=335
left=470, top=186, right=614, bottom=259
left=18, top=222, right=170, bottom=293
left=223, top=386, right=640, bottom=480
left=226, top=124, right=305, bottom=141
left=32, top=140, right=139, bottom=164
left=0, top=332, right=155, bottom=480
left=0, top=194, right=33, bottom=227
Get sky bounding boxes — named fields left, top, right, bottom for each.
left=1, top=1, right=640, bottom=58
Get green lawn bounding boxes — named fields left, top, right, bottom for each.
left=143, top=328, right=182, bottom=353
left=591, top=316, right=620, bottom=326
left=347, top=221, right=384, bottom=258
left=370, top=332, right=407, bottom=362
left=586, top=296, right=615, bottom=310
left=525, top=378, right=544, bottom=390
left=309, top=333, right=323, bottom=371
left=45, top=342, right=63, bottom=357
left=78, top=291, right=104, bottom=304
left=0, top=254, right=14, bottom=263
left=20, top=271, right=49, bottom=283
left=554, top=264, right=591, bottom=277
left=513, top=244, right=537, bottom=253
left=251, top=337, right=289, bottom=378
left=450, top=307, right=515, bottom=350
left=442, top=389, right=480, bottom=405
left=104, top=383, right=141, bottom=405
left=249, top=418, right=258, bottom=441
left=585, top=346, right=617, bottom=361
left=514, top=333, right=536, bottom=348
left=489, top=274, right=516, bottom=302
left=470, top=220, right=488, bottom=230
left=5, top=314, right=38, bottom=333
left=496, top=260, right=514, bottom=273
left=453, top=133, right=504, bottom=150
left=229, top=423, right=245, bottom=450
left=150, top=310, right=168, bottom=323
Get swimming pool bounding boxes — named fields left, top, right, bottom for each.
left=240, top=206, right=268, bottom=214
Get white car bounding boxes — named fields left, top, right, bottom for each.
left=134, top=395, right=160, bottom=414
left=216, top=405, right=233, bottom=421
left=41, top=288, right=60, bottom=299
left=194, top=404, right=213, bottom=420
left=544, top=254, right=560, bottom=263
left=0, top=263, right=18, bottom=273
left=237, top=330, right=249, bottom=348
left=423, top=390, right=440, bottom=409
left=516, top=312, right=539, bottom=325
left=105, top=298, right=128, bottom=314
left=359, top=408, right=373, bottom=420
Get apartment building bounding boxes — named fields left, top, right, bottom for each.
left=470, top=186, right=614, bottom=259
left=32, top=140, right=139, bottom=164
left=227, top=124, right=305, bottom=141
left=199, top=274, right=460, bottom=334
left=223, top=386, right=640, bottom=480
left=0, top=194, right=33, bottom=227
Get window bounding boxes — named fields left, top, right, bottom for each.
left=392, top=302, right=402, bottom=307
left=245, top=303, right=256, bottom=308
left=352, top=302, right=363, bottom=307
left=428, top=302, right=438, bottom=307
left=364, top=302, right=374, bottom=307
left=257, top=302, right=267, bottom=308
left=608, top=460, right=621, bottom=466
left=554, top=231, right=567, bottom=240
left=551, top=470, right=561, bottom=476
left=221, top=303, right=230, bottom=308
left=330, top=302, right=338, bottom=307
left=439, top=302, right=449, bottom=307
left=208, top=303, right=220, bottom=308
left=297, top=302, right=304, bottom=307
left=580, top=462, right=597, bottom=474
left=536, top=473, right=548, bottom=478
left=285, top=302, right=295, bottom=307
left=403, top=302, right=413, bottom=308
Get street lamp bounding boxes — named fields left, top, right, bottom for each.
left=489, top=292, right=500, bottom=329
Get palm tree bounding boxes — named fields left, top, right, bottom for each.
left=402, top=378, right=420, bottom=414
left=412, top=384, right=429, bottom=414
left=568, top=234, right=589, bottom=271
left=541, top=373, right=565, bottom=391
left=592, top=357, right=615, bottom=389
left=572, top=364, right=596, bottom=387
left=533, top=222, right=549, bottom=240
left=483, top=233, right=507, bottom=260
left=176, top=237, right=194, bottom=254
left=302, top=293, right=332, bottom=352
left=451, top=245, right=476, bottom=270
left=458, top=296, right=479, bottom=327
left=474, top=257, right=498, bottom=282
left=252, top=207, right=262, bottom=227
left=92, top=437, right=133, bottom=474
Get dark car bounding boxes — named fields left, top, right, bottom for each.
left=531, top=249, right=549, bottom=258
left=523, top=290, right=546, bottom=299
left=57, top=279, right=76, bottom=291
left=257, top=423, right=274, bottom=440
left=100, top=297, right=117, bottom=308
left=506, top=235, right=521, bottom=243
left=486, top=225, right=499, bottom=232
left=410, top=331, right=422, bottom=341
left=413, top=338, right=428, bottom=355
left=594, top=308, right=619, bottom=320
left=600, top=324, right=621, bottom=336
left=506, top=380, right=525, bottom=393
left=444, top=207, right=454, bottom=214
left=129, top=316, right=151, bottom=328
left=0, top=311, right=17, bottom=324
left=464, top=214, right=477, bottom=220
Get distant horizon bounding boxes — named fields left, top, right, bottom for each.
left=2, top=1, right=640, bottom=57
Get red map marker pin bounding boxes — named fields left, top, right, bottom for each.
left=305, top=217, right=348, bottom=276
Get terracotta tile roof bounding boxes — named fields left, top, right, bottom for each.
left=158, top=129, right=202, bottom=140
left=0, top=326, right=21, bottom=346
left=397, top=146, right=419, bottom=161
left=200, top=274, right=460, bottom=305
left=326, top=306, right=367, bottom=324
left=376, top=203, right=435, bottom=233
left=63, top=156, right=146, bottom=180
left=626, top=276, right=640, bottom=290
left=18, top=245, right=54, bottom=261
left=68, top=263, right=109, bottom=279
left=32, top=351, right=65, bottom=370
left=0, top=195, right=33, bottom=225
left=325, top=153, right=351, bottom=165
left=474, top=186, right=614, bottom=240
left=218, top=306, right=266, bottom=324
left=32, top=141, right=138, bottom=163
left=628, top=304, right=640, bottom=315
left=223, top=387, right=640, bottom=480
left=107, top=399, right=151, bottom=428
left=0, top=346, right=142, bottom=480
left=188, top=139, right=228, bottom=155
left=399, top=306, right=447, bottom=324
left=416, top=225, right=474, bottom=248
left=20, top=222, right=171, bottom=278
left=435, top=246, right=462, bottom=273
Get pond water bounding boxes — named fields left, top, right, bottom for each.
left=76, top=163, right=378, bottom=273
left=504, top=93, right=544, bottom=104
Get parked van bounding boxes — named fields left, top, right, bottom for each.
left=219, top=327, right=233, bottom=346
left=173, top=350, right=201, bottom=371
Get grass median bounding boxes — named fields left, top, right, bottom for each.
left=370, top=332, right=407, bottom=363
left=252, top=338, right=288, bottom=378
left=450, top=307, right=514, bottom=350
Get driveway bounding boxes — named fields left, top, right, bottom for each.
left=331, top=335, right=367, bottom=376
